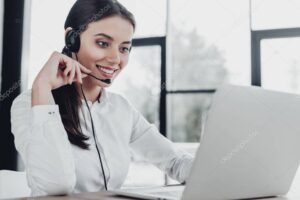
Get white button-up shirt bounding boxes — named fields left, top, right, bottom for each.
left=10, top=89, right=193, bottom=197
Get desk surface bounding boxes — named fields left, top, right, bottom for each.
left=11, top=190, right=300, bottom=200
left=15, top=191, right=130, bottom=200
left=12, top=182, right=300, bottom=200
left=10, top=167, right=300, bottom=200
left=12, top=183, right=300, bottom=200
left=12, top=164, right=300, bottom=200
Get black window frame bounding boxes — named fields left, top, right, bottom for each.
left=251, top=28, right=300, bottom=87
left=133, top=36, right=216, bottom=140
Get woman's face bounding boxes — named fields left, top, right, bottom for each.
left=76, top=15, right=134, bottom=88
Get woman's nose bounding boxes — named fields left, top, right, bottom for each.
left=105, top=47, right=120, bottom=65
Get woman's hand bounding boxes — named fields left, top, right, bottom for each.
left=33, top=51, right=91, bottom=90
left=31, top=51, right=91, bottom=106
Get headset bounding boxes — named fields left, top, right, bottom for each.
left=65, top=29, right=109, bottom=191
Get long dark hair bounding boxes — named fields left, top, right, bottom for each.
left=52, top=0, right=136, bottom=150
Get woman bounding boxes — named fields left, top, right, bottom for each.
left=11, top=0, right=193, bottom=196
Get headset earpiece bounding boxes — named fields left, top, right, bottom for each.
left=65, top=29, right=80, bottom=53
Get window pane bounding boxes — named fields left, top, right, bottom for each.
left=109, top=46, right=161, bottom=126
left=251, top=0, right=300, bottom=30
left=167, top=93, right=213, bottom=142
left=120, top=0, right=167, bottom=37
left=27, top=0, right=75, bottom=89
left=261, top=37, right=300, bottom=94
left=168, top=0, right=251, bottom=90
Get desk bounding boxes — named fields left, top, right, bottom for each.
left=11, top=143, right=300, bottom=200
left=10, top=190, right=300, bottom=200
left=11, top=166, right=300, bottom=200
left=12, top=181, right=300, bottom=200
left=15, top=191, right=131, bottom=200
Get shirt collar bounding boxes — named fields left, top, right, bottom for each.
left=98, top=88, right=108, bottom=104
left=81, top=88, right=108, bottom=106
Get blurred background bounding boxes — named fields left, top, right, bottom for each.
left=1, top=0, right=300, bottom=187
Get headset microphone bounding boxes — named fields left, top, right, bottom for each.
left=102, top=79, right=111, bottom=84
left=58, top=65, right=112, bottom=85
left=84, top=72, right=112, bottom=84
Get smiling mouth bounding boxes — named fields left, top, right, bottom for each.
left=96, top=65, right=118, bottom=75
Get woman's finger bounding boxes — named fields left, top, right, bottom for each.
left=63, top=61, right=73, bottom=77
left=81, top=74, right=88, bottom=78
left=75, top=63, right=83, bottom=84
left=62, top=57, right=77, bottom=76
left=70, top=65, right=76, bottom=84
left=79, top=63, right=92, bottom=74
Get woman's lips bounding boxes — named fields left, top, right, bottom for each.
left=96, top=65, right=118, bottom=78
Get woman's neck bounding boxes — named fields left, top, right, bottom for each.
left=76, top=80, right=102, bottom=103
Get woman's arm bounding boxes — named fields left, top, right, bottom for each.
left=31, top=51, right=90, bottom=106
left=11, top=91, right=76, bottom=196
left=31, top=80, right=55, bottom=106
left=129, top=106, right=194, bottom=183
left=11, top=52, right=91, bottom=196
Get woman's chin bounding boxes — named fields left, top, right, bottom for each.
left=99, top=83, right=111, bottom=88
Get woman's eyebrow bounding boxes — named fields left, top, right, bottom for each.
left=94, top=33, right=132, bottom=44
left=94, top=33, right=113, bottom=40
left=122, top=41, right=132, bottom=45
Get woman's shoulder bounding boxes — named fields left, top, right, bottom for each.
left=106, top=90, right=129, bottom=102
left=105, top=90, right=132, bottom=108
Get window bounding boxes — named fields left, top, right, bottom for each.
left=169, top=0, right=251, bottom=89
left=251, top=0, right=300, bottom=30
left=120, top=0, right=167, bottom=37
left=250, top=0, right=300, bottom=94
left=167, top=0, right=251, bottom=142
left=261, top=38, right=300, bottom=93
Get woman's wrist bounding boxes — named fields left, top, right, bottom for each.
left=32, top=78, right=55, bottom=106
left=32, top=76, right=52, bottom=90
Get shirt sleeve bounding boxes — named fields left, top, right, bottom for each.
left=129, top=106, right=194, bottom=183
left=10, top=91, right=76, bottom=196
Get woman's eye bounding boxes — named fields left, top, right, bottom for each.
left=97, top=41, right=109, bottom=48
left=120, top=47, right=130, bottom=53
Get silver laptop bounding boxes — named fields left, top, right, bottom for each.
left=113, top=84, right=300, bottom=200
